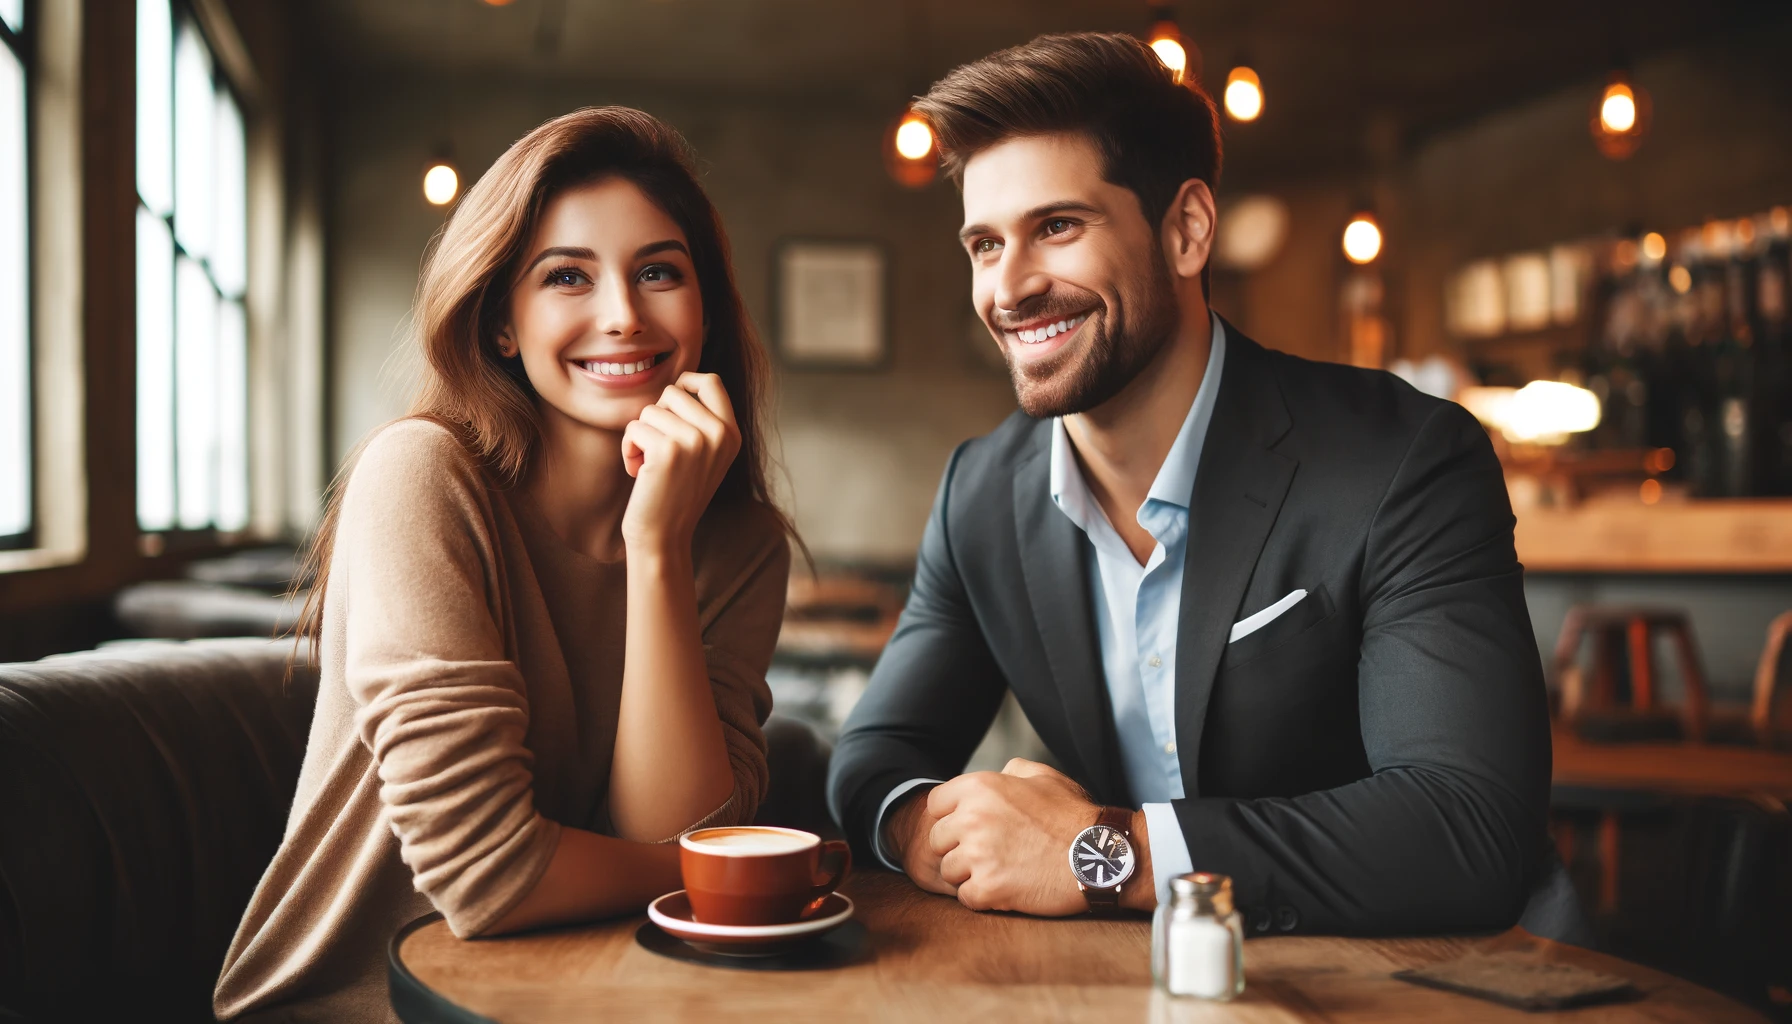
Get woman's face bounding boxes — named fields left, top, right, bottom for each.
left=502, top=176, right=705, bottom=434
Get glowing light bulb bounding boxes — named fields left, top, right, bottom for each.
left=1342, top=214, right=1381, bottom=264
left=423, top=163, right=459, bottom=206
left=894, top=117, right=933, bottom=161
left=1224, top=67, right=1262, bottom=122
left=1149, top=26, right=1186, bottom=83
left=1599, top=82, right=1637, bottom=134
left=1641, top=232, right=1667, bottom=262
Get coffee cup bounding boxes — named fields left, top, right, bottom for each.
left=679, top=825, right=851, bottom=926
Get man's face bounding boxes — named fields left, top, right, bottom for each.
left=959, top=133, right=1178, bottom=419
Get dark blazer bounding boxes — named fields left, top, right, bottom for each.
left=827, top=323, right=1553, bottom=936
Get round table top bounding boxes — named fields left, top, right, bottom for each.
left=391, top=870, right=1765, bottom=1023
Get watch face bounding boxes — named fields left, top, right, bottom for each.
left=1069, top=824, right=1135, bottom=889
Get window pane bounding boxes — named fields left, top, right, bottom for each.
left=136, top=209, right=176, bottom=530
left=136, top=0, right=173, bottom=216
left=0, top=44, right=27, bottom=538
left=0, top=0, right=22, bottom=35
left=216, top=299, right=248, bottom=531
left=174, top=256, right=217, bottom=530
left=212, top=89, right=246, bottom=298
left=172, top=17, right=214, bottom=262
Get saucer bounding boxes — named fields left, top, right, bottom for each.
left=646, top=890, right=854, bottom=955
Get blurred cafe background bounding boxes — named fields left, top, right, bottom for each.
left=2, top=0, right=1791, bottom=1018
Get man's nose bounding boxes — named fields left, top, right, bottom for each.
left=595, top=271, right=645, bottom=338
left=991, top=245, right=1050, bottom=315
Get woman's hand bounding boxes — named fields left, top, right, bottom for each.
left=620, top=372, right=741, bottom=554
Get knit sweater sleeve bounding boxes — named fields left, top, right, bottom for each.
left=336, top=420, right=560, bottom=938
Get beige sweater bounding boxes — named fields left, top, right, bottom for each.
left=214, top=419, right=788, bottom=1022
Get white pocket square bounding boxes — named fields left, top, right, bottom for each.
left=1228, top=589, right=1308, bottom=643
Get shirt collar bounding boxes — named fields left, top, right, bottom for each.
left=1049, top=313, right=1227, bottom=531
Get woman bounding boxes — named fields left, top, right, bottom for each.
left=215, top=107, right=794, bottom=1022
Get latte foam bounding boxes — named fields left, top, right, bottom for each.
left=685, top=829, right=816, bottom=855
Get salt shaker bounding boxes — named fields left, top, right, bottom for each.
left=1151, top=872, right=1244, bottom=1000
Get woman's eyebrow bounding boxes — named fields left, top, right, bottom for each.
left=635, top=239, right=690, bottom=259
left=522, top=246, right=596, bottom=273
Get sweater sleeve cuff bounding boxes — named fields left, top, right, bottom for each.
left=873, top=778, right=944, bottom=871
left=448, top=815, right=563, bottom=939
left=1142, top=801, right=1191, bottom=906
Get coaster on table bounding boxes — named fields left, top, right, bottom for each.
left=635, top=919, right=868, bottom=971
left=1393, top=951, right=1642, bottom=1012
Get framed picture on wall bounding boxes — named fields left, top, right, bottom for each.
left=773, top=240, right=889, bottom=369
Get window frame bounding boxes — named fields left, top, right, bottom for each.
left=135, top=0, right=252, bottom=547
left=0, top=0, right=35, bottom=552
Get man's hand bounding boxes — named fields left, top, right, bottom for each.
left=884, top=788, right=956, bottom=897
left=925, top=759, right=1154, bottom=916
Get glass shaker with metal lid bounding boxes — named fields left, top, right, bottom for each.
left=1151, top=872, right=1245, bottom=1000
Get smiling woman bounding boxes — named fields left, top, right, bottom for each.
left=213, top=108, right=797, bottom=1023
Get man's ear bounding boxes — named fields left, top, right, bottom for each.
left=1160, top=178, right=1216, bottom=281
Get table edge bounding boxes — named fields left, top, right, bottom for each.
left=389, top=913, right=499, bottom=1024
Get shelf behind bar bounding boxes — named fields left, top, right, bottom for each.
left=1516, top=498, right=1792, bottom=573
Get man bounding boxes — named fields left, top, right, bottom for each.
left=826, top=32, right=1554, bottom=935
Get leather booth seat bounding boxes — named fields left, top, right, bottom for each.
left=0, top=639, right=318, bottom=1023
left=0, top=638, right=835, bottom=1023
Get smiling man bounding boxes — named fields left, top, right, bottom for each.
left=826, top=32, right=1557, bottom=934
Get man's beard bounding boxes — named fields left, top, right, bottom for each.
left=1001, top=253, right=1179, bottom=420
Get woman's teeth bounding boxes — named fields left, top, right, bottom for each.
left=582, top=356, right=658, bottom=376
left=1016, top=313, right=1088, bottom=344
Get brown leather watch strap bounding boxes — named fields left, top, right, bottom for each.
left=1081, top=806, right=1134, bottom=914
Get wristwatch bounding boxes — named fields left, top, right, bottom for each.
left=1068, top=806, right=1136, bottom=913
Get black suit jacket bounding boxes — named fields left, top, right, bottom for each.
left=826, top=324, right=1552, bottom=936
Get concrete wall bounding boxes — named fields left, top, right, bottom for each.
left=326, top=73, right=1018, bottom=563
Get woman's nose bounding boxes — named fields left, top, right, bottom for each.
left=595, top=272, right=645, bottom=338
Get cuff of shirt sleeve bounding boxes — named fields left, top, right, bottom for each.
left=872, top=778, right=945, bottom=872
left=1142, top=802, right=1192, bottom=906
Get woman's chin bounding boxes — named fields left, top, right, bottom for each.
left=538, top=395, right=651, bottom=436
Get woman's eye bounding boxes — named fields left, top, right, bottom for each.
left=546, top=267, right=588, bottom=287
left=638, top=263, right=684, bottom=285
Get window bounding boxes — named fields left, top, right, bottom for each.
left=136, top=0, right=248, bottom=535
left=0, top=0, right=29, bottom=549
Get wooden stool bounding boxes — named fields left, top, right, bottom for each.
left=1549, top=605, right=1712, bottom=917
left=1752, top=611, right=1792, bottom=748
left=1551, top=605, right=1711, bottom=742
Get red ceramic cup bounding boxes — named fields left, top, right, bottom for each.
left=678, top=825, right=852, bottom=926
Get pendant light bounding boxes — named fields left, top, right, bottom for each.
left=1590, top=68, right=1649, bottom=160
left=1147, top=5, right=1187, bottom=84
left=1223, top=65, right=1263, bottom=122
left=885, top=107, right=938, bottom=189
left=1342, top=210, right=1382, bottom=265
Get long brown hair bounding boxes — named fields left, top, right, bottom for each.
left=292, top=106, right=795, bottom=652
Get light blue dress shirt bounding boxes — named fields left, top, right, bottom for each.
left=875, top=315, right=1227, bottom=908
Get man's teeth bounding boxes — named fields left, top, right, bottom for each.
left=583, top=357, right=657, bottom=376
left=1016, top=314, right=1088, bottom=344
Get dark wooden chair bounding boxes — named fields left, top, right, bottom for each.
left=1551, top=605, right=1710, bottom=743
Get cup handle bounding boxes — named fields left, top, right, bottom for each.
left=800, top=840, right=852, bottom=919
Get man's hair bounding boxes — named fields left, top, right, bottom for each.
left=913, top=31, right=1222, bottom=234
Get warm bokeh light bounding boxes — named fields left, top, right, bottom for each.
left=1639, top=478, right=1662, bottom=505
left=1149, top=23, right=1186, bottom=83
left=1669, top=265, right=1692, bottom=293
left=1506, top=380, right=1602, bottom=443
left=1224, top=67, right=1263, bottom=122
left=1599, top=83, right=1637, bottom=134
left=894, top=117, right=933, bottom=161
left=1342, top=214, right=1381, bottom=264
left=1641, top=232, right=1667, bottom=262
left=423, top=163, right=459, bottom=206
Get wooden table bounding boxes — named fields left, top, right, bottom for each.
left=1552, top=726, right=1792, bottom=804
left=390, top=871, right=1765, bottom=1023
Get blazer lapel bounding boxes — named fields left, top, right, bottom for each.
left=1174, top=325, right=1296, bottom=799
left=1012, top=427, right=1129, bottom=806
